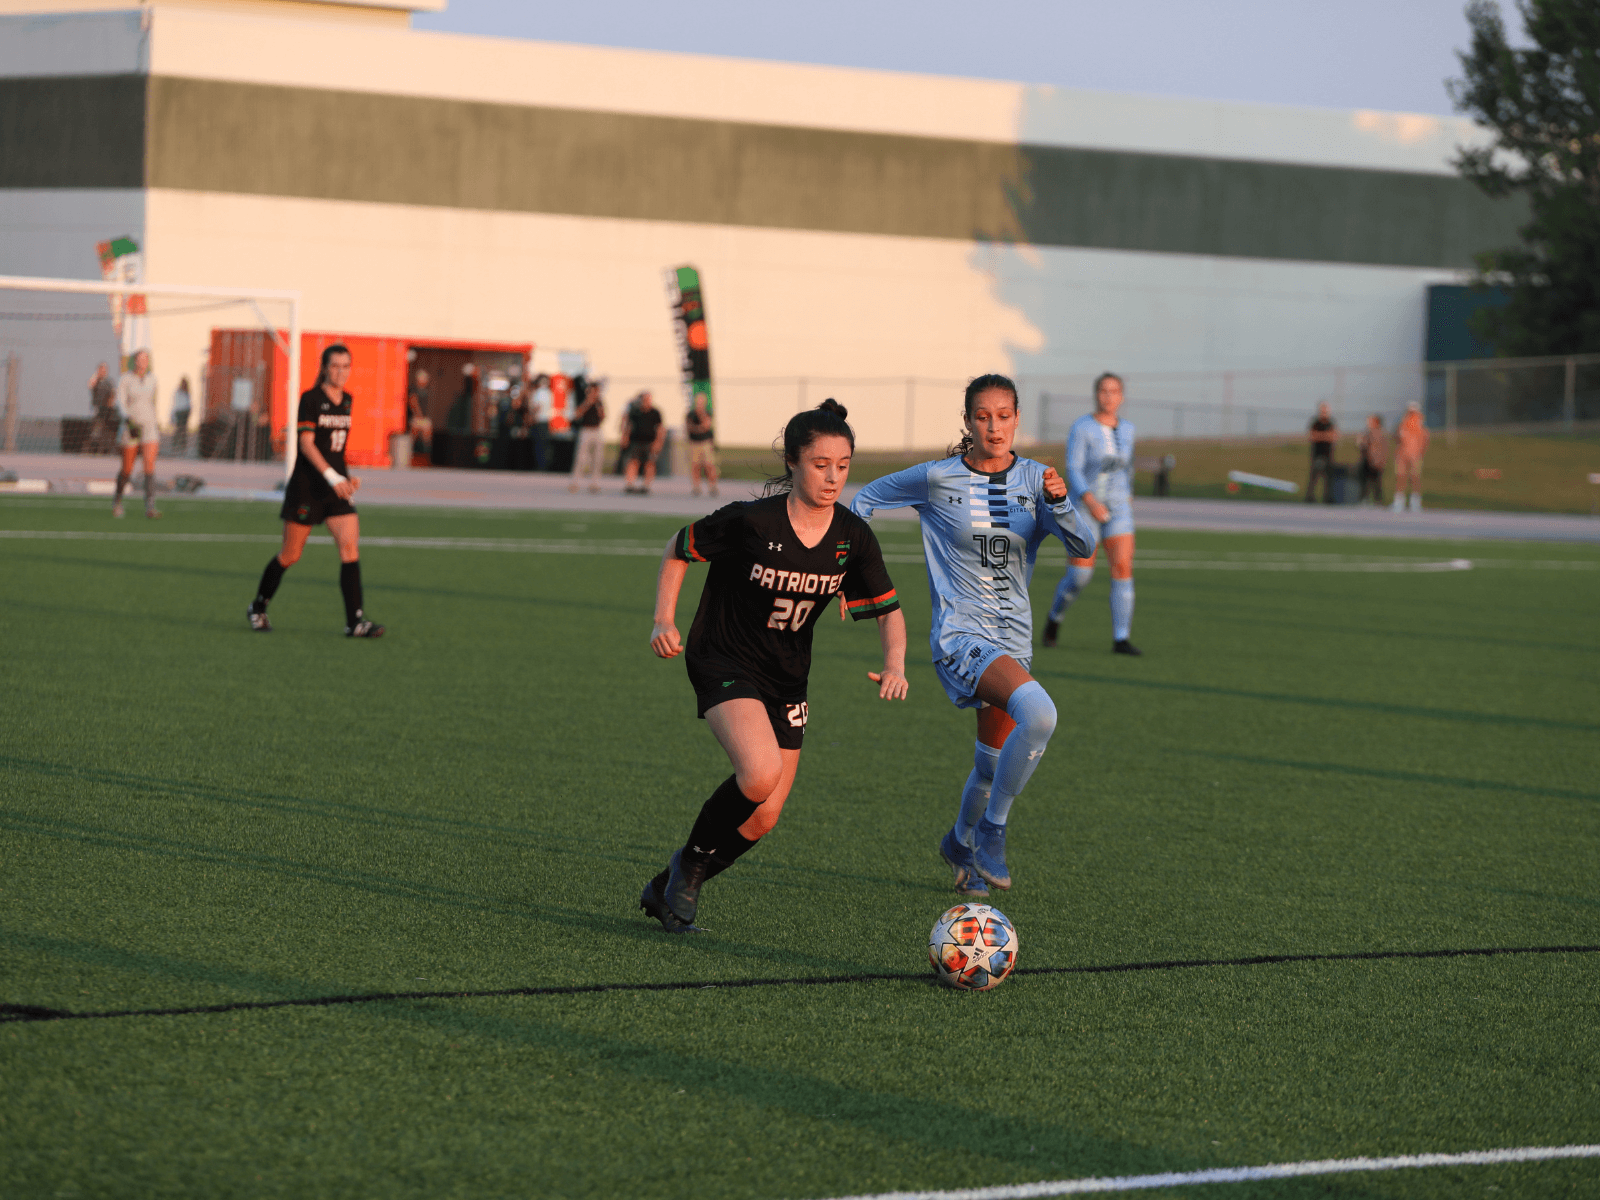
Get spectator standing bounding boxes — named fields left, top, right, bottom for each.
left=1305, top=402, right=1337, bottom=503
left=529, top=373, right=552, bottom=470
left=1392, top=402, right=1430, bottom=512
left=170, top=376, right=192, bottom=456
left=112, top=350, right=161, bottom=519
left=1356, top=414, right=1386, bottom=505
left=615, top=391, right=640, bottom=474
left=407, top=368, right=432, bottom=457
left=568, top=380, right=606, bottom=493
left=86, top=362, right=117, bottom=453
left=446, top=365, right=476, bottom=434
left=622, top=390, right=666, bottom=495
left=493, top=382, right=512, bottom=434
left=506, top=385, right=532, bottom=470
left=686, top=393, right=719, bottom=497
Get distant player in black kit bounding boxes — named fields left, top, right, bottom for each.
left=247, top=344, right=384, bottom=637
left=640, top=399, right=909, bottom=932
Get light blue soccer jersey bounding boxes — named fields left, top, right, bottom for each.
left=850, top=454, right=1096, bottom=663
left=1066, top=414, right=1136, bottom=511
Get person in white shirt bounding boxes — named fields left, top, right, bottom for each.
left=114, top=349, right=161, bottom=519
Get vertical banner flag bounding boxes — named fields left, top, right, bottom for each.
left=665, top=266, right=712, bottom=415
left=97, top=236, right=146, bottom=366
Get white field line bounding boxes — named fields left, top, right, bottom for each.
left=0, top=529, right=1595, bottom=571
left=815, top=1143, right=1600, bottom=1199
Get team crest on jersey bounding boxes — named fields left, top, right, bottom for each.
left=835, top=539, right=851, bottom=565
left=296, top=505, right=310, bottom=521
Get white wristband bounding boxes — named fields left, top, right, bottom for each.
left=322, top=467, right=346, bottom=487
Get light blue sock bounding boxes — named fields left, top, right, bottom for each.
left=956, top=740, right=1001, bottom=847
left=1048, top=564, right=1094, bottom=622
left=1110, top=577, right=1134, bottom=641
left=984, top=682, right=1057, bottom=826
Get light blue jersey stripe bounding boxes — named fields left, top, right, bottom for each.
left=850, top=455, right=1095, bottom=663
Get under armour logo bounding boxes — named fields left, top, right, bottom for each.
left=768, top=541, right=782, bottom=551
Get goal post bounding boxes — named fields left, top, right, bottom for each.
left=0, top=275, right=301, bottom=480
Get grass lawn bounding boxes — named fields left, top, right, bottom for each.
left=2, top=497, right=1597, bottom=1199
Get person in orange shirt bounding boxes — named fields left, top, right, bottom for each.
left=1392, top=402, right=1430, bottom=512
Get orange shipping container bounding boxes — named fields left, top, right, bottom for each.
left=219, top=329, right=534, bottom=469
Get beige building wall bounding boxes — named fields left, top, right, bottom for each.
left=143, top=188, right=1041, bottom=448
left=144, top=187, right=1452, bottom=448
left=1, top=4, right=1502, bottom=443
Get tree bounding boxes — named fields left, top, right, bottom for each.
left=1448, top=0, right=1600, bottom=356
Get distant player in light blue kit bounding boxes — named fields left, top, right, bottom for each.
left=1043, top=372, right=1142, bottom=656
left=851, top=374, right=1095, bottom=896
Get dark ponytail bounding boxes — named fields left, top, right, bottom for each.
left=947, top=373, right=1020, bottom=458
left=763, top=398, right=855, bottom=496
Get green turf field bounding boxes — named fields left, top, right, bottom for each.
left=3, top=497, right=1597, bottom=1200
left=720, top=431, right=1600, bottom=514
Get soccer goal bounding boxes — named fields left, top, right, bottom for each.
left=0, top=274, right=300, bottom=475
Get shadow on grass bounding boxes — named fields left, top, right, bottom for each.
left=1032, top=668, right=1597, bottom=733
left=0, top=753, right=621, bottom=850
left=386, top=1001, right=1381, bottom=1200
left=1184, top=749, right=1600, bottom=806
left=0, top=754, right=931, bottom=897
left=0, top=550, right=638, bottom=617
left=1135, top=593, right=1600, bottom=657
left=0, top=930, right=1382, bottom=1198
left=0, top=810, right=897, bottom=980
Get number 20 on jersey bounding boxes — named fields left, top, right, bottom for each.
left=767, top=598, right=815, bottom=631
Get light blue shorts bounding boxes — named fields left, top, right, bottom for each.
left=1077, top=501, right=1134, bottom=554
left=933, top=635, right=1033, bottom=710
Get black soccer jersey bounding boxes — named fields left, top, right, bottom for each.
left=674, top=495, right=901, bottom=701
left=294, top=386, right=353, bottom=478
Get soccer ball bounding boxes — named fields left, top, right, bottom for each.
left=929, top=903, right=1017, bottom=991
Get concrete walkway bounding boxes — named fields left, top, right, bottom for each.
left=5, top=451, right=1598, bottom=543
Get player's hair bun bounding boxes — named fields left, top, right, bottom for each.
left=763, top=396, right=858, bottom=496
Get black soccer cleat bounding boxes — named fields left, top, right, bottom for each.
left=1113, top=639, right=1142, bottom=656
left=664, top=848, right=711, bottom=924
left=1042, top=619, right=1060, bottom=648
left=346, top=619, right=385, bottom=638
left=247, top=603, right=272, bottom=632
left=640, top=851, right=705, bottom=933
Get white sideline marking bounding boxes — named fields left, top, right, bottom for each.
left=0, top=530, right=664, bottom=556
left=816, top=1144, right=1600, bottom=1199
left=1, top=529, right=1595, bottom=571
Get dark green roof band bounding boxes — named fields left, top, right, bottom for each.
left=0, top=75, right=145, bottom=189
left=3, top=74, right=1526, bottom=268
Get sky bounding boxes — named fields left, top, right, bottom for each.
left=412, top=0, right=1518, bottom=118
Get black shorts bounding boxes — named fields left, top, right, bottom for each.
left=691, top=676, right=808, bottom=750
left=626, top=442, right=656, bottom=465
left=280, top=471, right=357, bottom=526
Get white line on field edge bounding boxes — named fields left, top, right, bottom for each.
left=814, top=1144, right=1600, bottom=1199
left=0, top=529, right=1595, bottom=570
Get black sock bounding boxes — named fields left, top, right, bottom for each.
left=682, top=774, right=762, bottom=875
left=254, top=556, right=287, bottom=607
left=340, top=560, right=363, bottom=627
left=143, top=473, right=154, bottom=504
left=114, top=471, right=129, bottom=501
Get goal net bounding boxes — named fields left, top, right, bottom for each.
left=0, top=275, right=300, bottom=469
